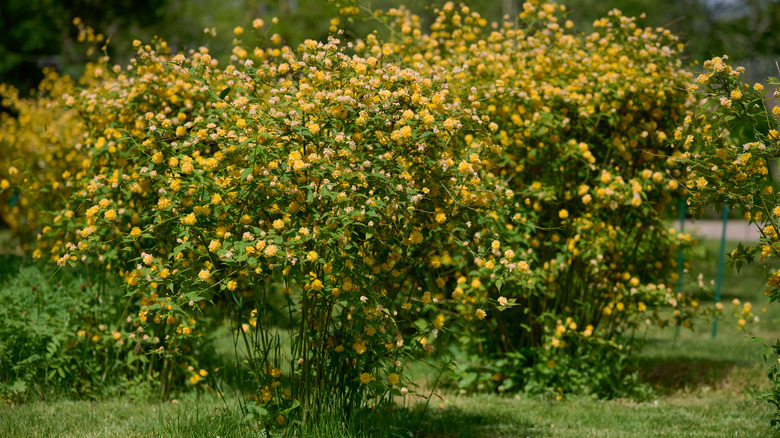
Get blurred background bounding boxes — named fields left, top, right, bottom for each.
left=1, top=0, right=778, bottom=93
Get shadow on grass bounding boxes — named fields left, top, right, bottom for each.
left=637, top=356, right=744, bottom=393
left=154, top=401, right=548, bottom=438
left=389, top=403, right=547, bottom=438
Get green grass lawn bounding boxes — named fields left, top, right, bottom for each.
left=2, top=239, right=780, bottom=437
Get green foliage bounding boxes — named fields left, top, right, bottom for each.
left=0, top=259, right=217, bottom=402
left=0, top=261, right=120, bottom=400
left=744, top=336, right=780, bottom=428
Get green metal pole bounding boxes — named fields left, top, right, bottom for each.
left=712, top=202, right=729, bottom=339
left=675, top=199, right=686, bottom=338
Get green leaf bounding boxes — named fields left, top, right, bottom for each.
left=279, top=399, right=301, bottom=416
left=219, top=87, right=232, bottom=100
left=742, top=336, right=768, bottom=347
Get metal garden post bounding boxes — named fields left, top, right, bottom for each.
left=712, top=202, right=729, bottom=338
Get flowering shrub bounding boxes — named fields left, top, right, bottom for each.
left=0, top=21, right=121, bottom=251
left=0, top=69, right=82, bottom=248
left=355, top=1, right=698, bottom=395
left=678, top=55, right=778, bottom=425
left=1, top=17, right=530, bottom=423
left=0, top=1, right=717, bottom=422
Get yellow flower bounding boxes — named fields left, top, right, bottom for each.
left=558, top=209, right=569, bottom=219
left=409, top=230, right=423, bottom=244
left=104, top=209, right=117, bottom=221
left=387, top=373, right=400, bottom=386
left=360, top=372, right=373, bottom=384
left=264, top=244, right=278, bottom=257
left=181, top=213, right=196, bottom=225
left=452, top=288, right=463, bottom=300
left=198, top=270, right=210, bottom=281
left=583, top=325, right=593, bottom=337
left=130, top=227, right=142, bottom=238
left=233, top=26, right=244, bottom=36
left=475, top=309, right=486, bottom=320
left=517, top=261, right=530, bottom=273
left=307, top=251, right=318, bottom=262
